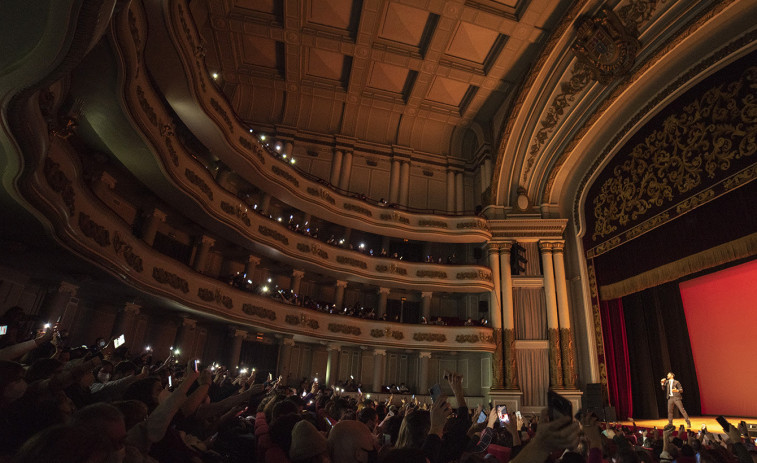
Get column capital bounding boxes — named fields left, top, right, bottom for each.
left=99, top=171, right=117, bottom=189
left=335, top=280, right=348, bottom=288
left=57, top=281, right=79, bottom=296
left=200, top=235, right=216, bottom=246
left=551, top=241, right=565, bottom=252
left=327, top=343, right=341, bottom=351
left=421, top=291, right=433, bottom=299
left=151, top=208, right=167, bottom=222
left=498, top=240, right=514, bottom=253
left=233, top=328, right=248, bottom=338
left=374, top=348, right=386, bottom=356
left=538, top=240, right=555, bottom=252
left=282, top=337, right=296, bottom=347
left=418, top=351, right=432, bottom=359
left=378, top=287, right=391, bottom=295
left=247, top=255, right=261, bottom=265
left=123, top=302, right=141, bottom=315
left=292, top=269, right=305, bottom=279
left=486, top=243, right=500, bottom=255
left=181, top=317, right=197, bottom=328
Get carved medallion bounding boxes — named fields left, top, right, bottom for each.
left=573, top=7, right=639, bottom=84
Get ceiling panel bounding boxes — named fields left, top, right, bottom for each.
left=426, top=76, right=470, bottom=106
left=306, top=48, right=347, bottom=81
left=378, top=3, right=430, bottom=47
left=446, top=22, right=499, bottom=63
left=367, top=61, right=409, bottom=93
left=241, top=36, right=279, bottom=68
left=306, top=0, right=354, bottom=30
left=233, top=0, right=276, bottom=14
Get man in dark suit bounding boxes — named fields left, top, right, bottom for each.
left=661, top=372, right=691, bottom=428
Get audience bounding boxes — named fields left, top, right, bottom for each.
left=1, top=306, right=755, bottom=463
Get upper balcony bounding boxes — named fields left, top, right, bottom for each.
left=134, top=0, right=491, bottom=244
left=22, top=127, right=496, bottom=352
left=69, top=3, right=494, bottom=293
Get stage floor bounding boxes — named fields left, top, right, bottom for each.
left=617, top=416, right=754, bottom=432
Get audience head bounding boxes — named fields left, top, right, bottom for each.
left=395, top=409, right=430, bottom=450
left=328, top=420, right=376, bottom=463
left=0, top=360, right=27, bottom=406
left=290, top=419, right=329, bottom=463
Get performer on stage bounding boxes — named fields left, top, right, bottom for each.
left=660, top=372, right=691, bottom=428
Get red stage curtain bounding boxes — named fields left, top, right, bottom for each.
left=600, top=299, right=633, bottom=420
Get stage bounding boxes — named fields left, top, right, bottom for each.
left=617, top=416, right=755, bottom=434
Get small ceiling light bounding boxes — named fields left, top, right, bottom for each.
left=211, top=72, right=219, bottom=79
left=290, top=158, right=296, bottom=164
left=260, top=134, right=266, bottom=141
left=277, top=217, right=282, bottom=222
left=275, top=144, right=281, bottom=151
left=249, top=128, right=254, bottom=133
left=267, top=278, right=272, bottom=283
left=282, top=154, right=287, bottom=159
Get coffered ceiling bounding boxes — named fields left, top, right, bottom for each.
left=195, top=0, right=570, bottom=159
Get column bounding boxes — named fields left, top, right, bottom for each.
left=260, top=193, right=272, bottom=214
left=552, top=242, right=577, bottom=388
left=377, top=287, right=390, bottom=318
left=291, top=269, right=305, bottom=294
left=421, top=292, right=432, bottom=320
left=334, top=280, right=348, bottom=309
left=446, top=169, right=456, bottom=212
left=418, top=351, right=431, bottom=394
left=141, top=208, right=166, bottom=246
left=487, top=245, right=504, bottom=389
left=455, top=171, right=464, bottom=213
left=111, top=302, right=140, bottom=343
left=540, top=241, right=563, bottom=388
left=389, top=159, right=401, bottom=203
left=245, top=255, right=261, bottom=281
left=483, top=157, right=492, bottom=191
left=174, top=317, right=198, bottom=358
left=277, top=336, right=295, bottom=382
left=325, top=343, right=341, bottom=385
left=338, top=151, right=353, bottom=191
left=40, top=281, right=79, bottom=326
left=193, top=235, right=215, bottom=273
left=330, top=149, right=343, bottom=186
left=398, top=161, right=410, bottom=206
left=228, top=328, right=247, bottom=368
left=499, top=242, right=518, bottom=389
left=372, top=349, right=386, bottom=392
left=283, top=141, right=294, bottom=157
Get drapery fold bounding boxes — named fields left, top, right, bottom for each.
left=514, top=288, right=547, bottom=340
left=516, top=348, right=549, bottom=406
left=599, top=299, right=633, bottom=420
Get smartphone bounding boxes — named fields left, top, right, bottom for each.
left=716, top=415, right=731, bottom=433
left=477, top=411, right=487, bottom=423
left=548, top=390, right=572, bottom=420
left=497, top=405, right=509, bottom=424
left=382, top=434, right=392, bottom=446
left=429, top=383, right=442, bottom=402
left=113, top=334, right=125, bottom=348
left=268, top=373, right=273, bottom=381
left=168, top=375, right=173, bottom=389
left=0, top=325, right=8, bottom=335
left=516, top=410, right=522, bottom=421
left=194, top=359, right=200, bottom=372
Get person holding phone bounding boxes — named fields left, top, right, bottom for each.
left=660, top=372, right=691, bottom=428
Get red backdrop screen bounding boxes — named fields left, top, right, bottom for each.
left=679, top=259, right=757, bottom=417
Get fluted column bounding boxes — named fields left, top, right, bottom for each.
left=455, top=171, right=464, bottom=212
left=499, top=242, right=518, bottom=389
left=377, top=287, right=390, bottom=318
left=325, top=343, right=341, bottom=385
left=111, top=302, right=140, bottom=343
left=552, top=242, right=576, bottom=388
left=389, top=159, right=401, bottom=203
left=446, top=169, right=456, bottom=212
left=95, top=171, right=117, bottom=198
left=260, top=193, right=272, bottom=214
left=334, top=280, right=348, bottom=309
left=339, top=151, right=353, bottom=191
left=372, top=348, right=386, bottom=392
left=284, top=141, right=294, bottom=157
left=245, top=255, right=261, bottom=282
left=142, top=208, right=166, bottom=246
left=331, top=150, right=343, bottom=186
left=418, top=351, right=431, bottom=394
left=421, top=291, right=432, bottom=320
left=483, top=157, right=492, bottom=191
left=174, top=317, right=198, bottom=358
left=291, top=269, right=305, bottom=295
left=193, top=235, right=215, bottom=273
left=399, top=161, right=410, bottom=206
left=540, top=241, right=563, bottom=388
left=228, top=328, right=247, bottom=368
left=487, top=245, right=504, bottom=389
left=40, top=281, right=79, bottom=326
left=277, top=336, right=295, bottom=381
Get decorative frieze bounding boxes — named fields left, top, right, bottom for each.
left=79, top=213, right=111, bottom=247
left=380, top=212, right=410, bottom=224
left=152, top=267, right=189, bottom=293
left=242, top=303, right=276, bottom=320
left=344, top=203, right=372, bottom=217
left=297, top=242, right=328, bottom=259
left=455, top=270, right=492, bottom=281
left=43, top=158, right=75, bottom=216
left=285, top=314, right=319, bottom=329
left=375, top=263, right=407, bottom=275
left=258, top=225, right=289, bottom=245
left=418, top=219, right=448, bottom=228
left=413, top=333, right=447, bottom=342
left=306, top=186, right=335, bottom=205
left=185, top=168, right=213, bottom=201
left=113, top=231, right=144, bottom=272
left=209, top=97, right=233, bottom=132
left=328, top=323, right=361, bottom=336
left=336, top=255, right=367, bottom=269
left=220, top=201, right=251, bottom=226
left=198, top=287, right=233, bottom=309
